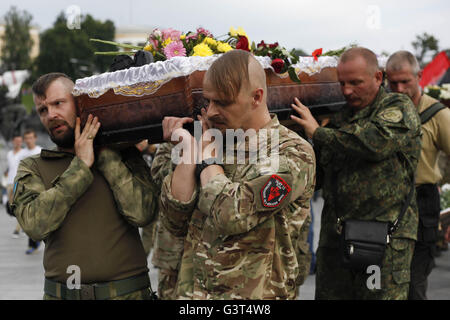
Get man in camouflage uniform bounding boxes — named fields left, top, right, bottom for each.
left=386, top=51, right=450, bottom=299
left=11, top=73, right=158, bottom=300
left=291, top=47, right=422, bottom=299
left=149, top=142, right=185, bottom=299
left=159, top=50, right=315, bottom=299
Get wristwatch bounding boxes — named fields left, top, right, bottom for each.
left=195, top=158, right=223, bottom=180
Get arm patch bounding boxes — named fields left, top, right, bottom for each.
left=261, top=174, right=291, bottom=208
left=378, top=107, right=403, bottom=123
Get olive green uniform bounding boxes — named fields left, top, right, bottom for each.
left=12, top=147, right=158, bottom=300
left=313, top=87, right=422, bottom=299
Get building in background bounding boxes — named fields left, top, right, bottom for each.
left=115, top=25, right=158, bottom=47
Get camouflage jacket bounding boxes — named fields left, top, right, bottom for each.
left=313, top=87, right=422, bottom=248
left=150, top=143, right=185, bottom=273
left=160, top=115, right=316, bottom=299
left=12, top=147, right=159, bottom=241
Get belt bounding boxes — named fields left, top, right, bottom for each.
left=44, top=273, right=150, bottom=300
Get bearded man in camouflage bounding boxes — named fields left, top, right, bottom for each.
left=159, top=50, right=316, bottom=299
left=291, top=47, right=422, bottom=299
left=12, top=73, right=159, bottom=300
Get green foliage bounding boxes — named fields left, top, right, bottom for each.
left=323, top=43, right=358, bottom=57
left=291, top=48, right=307, bottom=58
left=82, top=15, right=116, bottom=74
left=441, top=187, right=450, bottom=210
left=21, top=93, right=34, bottom=113
left=1, top=6, right=34, bottom=70
left=34, top=12, right=115, bottom=81
left=412, top=32, right=439, bottom=67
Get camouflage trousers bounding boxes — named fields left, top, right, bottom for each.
left=315, top=238, right=415, bottom=300
left=43, top=287, right=154, bottom=300
left=157, top=268, right=178, bottom=300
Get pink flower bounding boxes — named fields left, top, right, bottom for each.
left=149, top=38, right=159, bottom=49
left=151, top=28, right=162, bottom=39
left=163, top=41, right=186, bottom=59
left=162, top=28, right=182, bottom=41
left=196, top=27, right=212, bottom=37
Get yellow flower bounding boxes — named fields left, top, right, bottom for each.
left=236, top=27, right=247, bottom=37
left=203, top=37, right=218, bottom=47
left=143, top=44, right=153, bottom=52
left=180, top=34, right=186, bottom=40
left=163, top=38, right=173, bottom=47
left=217, top=42, right=233, bottom=53
left=229, top=26, right=237, bottom=37
left=192, top=43, right=214, bottom=57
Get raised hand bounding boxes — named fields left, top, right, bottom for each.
left=197, top=108, right=219, bottom=161
left=74, top=114, right=101, bottom=168
left=290, top=97, right=320, bottom=139
left=162, top=116, right=194, bottom=145
left=162, top=116, right=196, bottom=165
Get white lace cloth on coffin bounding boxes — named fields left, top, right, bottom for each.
left=73, top=55, right=342, bottom=98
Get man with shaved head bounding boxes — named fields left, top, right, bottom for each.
left=291, top=47, right=422, bottom=299
left=386, top=50, right=450, bottom=300
left=11, top=73, right=159, bottom=300
left=159, top=50, right=316, bottom=299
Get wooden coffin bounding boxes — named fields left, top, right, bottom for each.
left=75, top=67, right=345, bottom=145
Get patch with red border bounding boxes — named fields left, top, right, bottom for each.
left=261, top=174, right=291, bottom=208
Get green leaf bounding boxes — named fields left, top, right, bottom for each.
left=251, top=41, right=256, bottom=51
left=288, top=67, right=301, bottom=83
left=90, top=38, right=143, bottom=50
left=94, top=51, right=135, bottom=56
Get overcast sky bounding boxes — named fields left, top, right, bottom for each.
left=1, top=0, right=449, bottom=57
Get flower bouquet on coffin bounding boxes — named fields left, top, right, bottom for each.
left=77, top=26, right=345, bottom=146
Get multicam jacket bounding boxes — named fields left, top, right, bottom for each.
left=160, top=115, right=316, bottom=299
left=313, top=87, right=422, bottom=248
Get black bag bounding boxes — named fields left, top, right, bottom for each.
left=341, top=219, right=390, bottom=270
left=334, top=158, right=415, bottom=271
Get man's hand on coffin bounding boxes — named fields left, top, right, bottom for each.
left=197, top=108, right=220, bottom=161
left=290, top=97, right=320, bottom=140
left=75, top=114, right=101, bottom=168
left=162, top=116, right=195, bottom=145
left=196, top=108, right=224, bottom=186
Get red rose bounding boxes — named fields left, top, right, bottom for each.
left=257, top=40, right=267, bottom=48
left=269, top=42, right=279, bottom=49
left=271, top=58, right=285, bottom=73
left=236, top=36, right=250, bottom=51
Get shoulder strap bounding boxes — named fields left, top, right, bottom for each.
left=419, top=102, right=446, bottom=125
left=389, top=176, right=415, bottom=234
left=389, top=151, right=416, bottom=234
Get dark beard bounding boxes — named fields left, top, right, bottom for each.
left=50, top=127, right=75, bottom=149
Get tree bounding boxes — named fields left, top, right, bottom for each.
left=291, top=48, right=307, bottom=58
left=0, top=6, right=34, bottom=70
left=412, top=32, right=439, bottom=67
left=34, top=13, right=115, bottom=81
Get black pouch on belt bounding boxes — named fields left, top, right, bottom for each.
left=341, top=219, right=390, bottom=271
